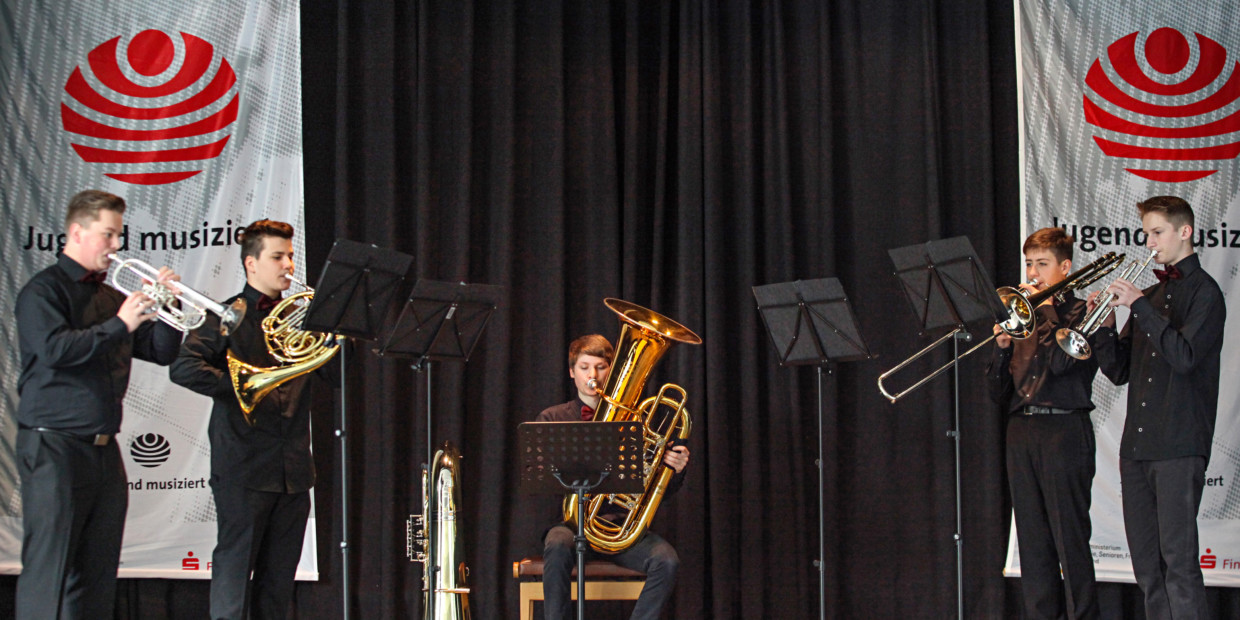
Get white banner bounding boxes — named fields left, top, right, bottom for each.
left=1013, top=1, right=1240, bottom=585
left=0, top=2, right=316, bottom=579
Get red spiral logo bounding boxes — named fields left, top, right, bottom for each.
left=1084, top=28, right=1240, bottom=183
left=61, top=30, right=238, bottom=185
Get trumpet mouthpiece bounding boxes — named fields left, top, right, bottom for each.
left=587, top=379, right=599, bottom=390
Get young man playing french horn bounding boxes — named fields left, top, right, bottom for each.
left=170, top=219, right=318, bottom=620
left=535, top=334, right=689, bottom=620
left=1092, top=196, right=1226, bottom=620
left=987, top=227, right=1100, bottom=619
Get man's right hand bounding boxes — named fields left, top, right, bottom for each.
left=118, top=292, right=158, bottom=332
left=993, top=323, right=1012, bottom=349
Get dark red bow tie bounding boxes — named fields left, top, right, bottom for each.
left=580, top=405, right=595, bottom=421
left=256, top=295, right=280, bottom=312
left=80, top=270, right=107, bottom=284
left=1153, top=264, right=1182, bottom=283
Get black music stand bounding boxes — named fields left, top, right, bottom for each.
left=885, top=236, right=1002, bottom=620
left=377, top=279, right=502, bottom=620
left=752, top=278, right=870, bottom=620
left=518, top=421, right=646, bottom=620
left=299, top=239, right=413, bottom=620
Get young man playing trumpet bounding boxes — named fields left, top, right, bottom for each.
left=987, top=227, right=1100, bottom=619
left=171, top=219, right=319, bottom=620
left=14, top=190, right=182, bottom=619
left=1092, top=196, right=1226, bottom=619
left=535, top=334, right=689, bottom=620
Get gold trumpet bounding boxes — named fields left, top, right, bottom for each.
left=227, top=274, right=341, bottom=423
left=562, top=298, right=701, bottom=554
left=877, top=252, right=1125, bottom=403
left=107, top=253, right=245, bottom=335
left=1056, top=248, right=1158, bottom=360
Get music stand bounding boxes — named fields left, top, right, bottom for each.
left=298, top=239, right=413, bottom=620
left=885, top=236, right=1001, bottom=620
left=518, top=421, right=646, bottom=620
left=752, top=278, right=870, bottom=620
left=378, top=279, right=502, bottom=620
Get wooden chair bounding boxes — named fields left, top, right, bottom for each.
left=513, top=556, right=646, bottom=620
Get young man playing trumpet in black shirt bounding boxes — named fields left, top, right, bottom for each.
left=987, top=227, right=1100, bottom=619
left=1092, top=196, right=1226, bottom=620
left=14, top=190, right=182, bottom=619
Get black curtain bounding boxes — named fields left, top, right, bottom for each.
left=3, top=1, right=1239, bottom=618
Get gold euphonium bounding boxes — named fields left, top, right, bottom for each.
left=408, top=442, right=472, bottom=620
left=562, top=298, right=702, bottom=554
left=227, top=275, right=341, bottom=425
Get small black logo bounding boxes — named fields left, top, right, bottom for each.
left=130, top=433, right=171, bottom=468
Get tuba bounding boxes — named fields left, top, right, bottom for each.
left=562, top=298, right=702, bottom=554
left=227, top=275, right=341, bottom=425
left=408, top=442, right=472, bottom=620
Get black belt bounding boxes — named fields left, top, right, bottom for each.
left=23, top=426, right=113, bottom=446
left=1021, top=406, right=1085, bottom=416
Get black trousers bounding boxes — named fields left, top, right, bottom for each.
left=1006, top=412, right=1098, bottom=619
left=15, top=429, right=128, bottom=620
left=209, top=480, right=311, bottom=620
left=543, top=525, right=679, bottom=620
left=1120, top=456, right=1208, bottom=620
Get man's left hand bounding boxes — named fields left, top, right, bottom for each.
left=1107, top=278, right=1143, bottom=309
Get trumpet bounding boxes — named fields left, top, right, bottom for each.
left=107, top=253, right=246, bottom=335
left=878, top=252, right=1125, bottom=403
left=1056, top=248, right=1158, bottom=360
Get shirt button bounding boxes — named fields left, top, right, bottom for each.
left=1166, top=294, right=1171, bottom=299
left=1152, top=352, right=1157, bottom=357
left=1141, top=402, right=1146, bottom=407
left=1138, top=427, right=1143, bottom=432
left=1148, top=377, right=1153, bottom=383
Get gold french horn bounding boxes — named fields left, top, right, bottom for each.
left=227, top=274, right=341, bottom=425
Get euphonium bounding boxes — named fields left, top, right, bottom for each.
left=562, top=298, right=702, bottom=554
left=227, top=275, right=341, bottom=424
left=408, top=442, right=472, bottom=620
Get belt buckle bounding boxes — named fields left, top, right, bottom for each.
left=92, top=434, right=110, bottom=446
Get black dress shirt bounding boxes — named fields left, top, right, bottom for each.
left=987, top=292, right=1098, bottom=414
left=170, top=284, right=319, bottom=493
left=16, top=253, right=181, bottom=435
left=1094, top=252, right=1226, bottom=462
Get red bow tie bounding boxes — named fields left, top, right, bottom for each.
left=80, top=270, right=107, bottom=284
left=580, top=405, right=594, bottom=421
left=1153, top=264, right=1182, bottom=283
left=256, top=295, right=280, bottom=312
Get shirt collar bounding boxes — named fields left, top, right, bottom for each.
left=1167, top=252, right=1201, bottom=279
left=242, top=283, right=281, bottom=312
left=57, top=252, right=96, bottom=283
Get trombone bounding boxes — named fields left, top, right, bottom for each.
left=877, top=252, right=1124, bottom=403
left=1056, top=249, right=1158, bottom=360
left=107, top=253, right=246, bottom=335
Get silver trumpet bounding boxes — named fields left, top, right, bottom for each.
left=107, top=253, right=246, bottom=335
left=1055, top=248, right=1158, bottom=360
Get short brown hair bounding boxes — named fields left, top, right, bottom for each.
left=1137, top=196, right=1194, bottom=235
left=568, top=334, right=613, bottom=367
left=239, top=219, right=294, bottom=264
left=1023, top=227, right=1074, bottom=263
left=64, top=190, right=125, bottom=231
